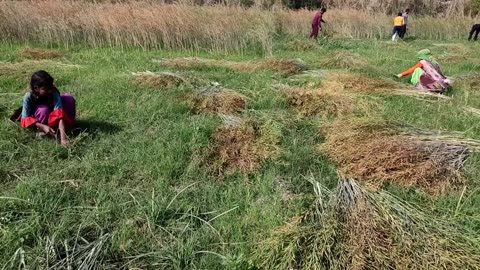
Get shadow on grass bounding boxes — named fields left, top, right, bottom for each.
left=72, top=119, right=122, bottom=138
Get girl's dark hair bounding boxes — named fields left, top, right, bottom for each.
left=398, top=12, right=403, bottom=16
left=30, top=70, right=59, bottom=99
left=30, top=70, right=54, bottom=91
left=321, top=7, right=327, bottom=12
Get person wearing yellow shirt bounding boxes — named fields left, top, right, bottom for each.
left=392, top=13, right=404, bottom=42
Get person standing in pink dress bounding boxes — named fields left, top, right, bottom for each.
left=310, top=8, right=327, bottom=39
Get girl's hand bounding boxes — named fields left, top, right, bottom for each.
left=36, top=123, right=55, bottom=135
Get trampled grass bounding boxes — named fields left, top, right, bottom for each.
left=1, top=36, right=480, bottom=268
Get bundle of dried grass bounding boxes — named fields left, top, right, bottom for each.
left=207, top=119, right=281, bottom=177
left=154, top=57, right=216, bottom=69
left=321, top=71, right=451, bottom=100
left=132, top=71, right=187, bottom=89
left=253, top=58, right=307, bottom=76
left=319, top=51, right=368, bottom=69
left=284, top=39, right=319, bottom=51
left=188, top=84, right=247, bottom=115
left=456, top=73, right=480, bottom=91
left=286, top=87, right=355, bottom=117
left=323, top=72, right=397, bottom=93
left=320, top=119, right=476, bottom=194
left=155, top=57, right=306, bottom=76
left=434, top=43, right=471, bottom=65
left=21, top=48, right=64, bottom=60
left=0, top=60, right=80, bottom=80
left=254, top=177, right=480, bottom=269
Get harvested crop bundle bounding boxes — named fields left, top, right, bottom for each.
left=207, top=119, right=280, bottom=177
left=21, top=48, right=64, bottom=60
left=320, top=119, right=478, bottom=194
left=319, top=51, right=368, bottom=69
left=188, top=84, right=247, bottom=115
left=286, top=87, right=355, bottom=117
left=155, top=57, right=306, bottom=76
left=132, top=71, right=187, bottom=89
left=254, top=177, right=480, bottom=269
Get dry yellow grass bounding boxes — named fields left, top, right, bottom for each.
left=286, top=87, right=356, bottom=116
left=255, top=178, right=480, bottom=269
left=319, top=71, right=447, bottom=100
left=0, top=60, right=80, bottom=80
left=132, top=71, right=188, bottom=89
left=21, top=48, right=64, bottom=60
left=207, top=119, right=280, bottom=177
left=0, top=1, right=476, bottom=54
left=320, top=119, right=474, bottom=194
left=322, top=72, right=398, bottom=93
left=284, top=39, right=319, bottom=51
left=188, top=84, right=247, bottom=115
left=455, top=73, right=480, bottom=92
left=319, top=51, right=369, bottom=69
left=157, top=57, right=306, bottom=76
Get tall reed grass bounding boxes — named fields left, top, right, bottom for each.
left=324, top=0, right=476, bottom=16
left=0, top=1, right=477, bottom=54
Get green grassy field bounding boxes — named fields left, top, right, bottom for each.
left=1, top=38, right=480, bottom=269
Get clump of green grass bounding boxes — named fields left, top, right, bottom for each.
left=254, top=177, right=480, bottom=269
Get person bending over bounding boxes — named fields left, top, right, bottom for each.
left=396, top=49, right=451, bottom=93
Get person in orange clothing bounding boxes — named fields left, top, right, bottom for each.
left=396, top=49, right=452, bottom=93
left=392, top=12, right=404, bottom=42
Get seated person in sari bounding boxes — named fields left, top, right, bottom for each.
left=397, top=49, right=452, bottom=93
left=21, top=70, right=76, bottom=146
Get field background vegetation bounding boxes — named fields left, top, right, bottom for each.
left=1, top=0, right=480, bottom=269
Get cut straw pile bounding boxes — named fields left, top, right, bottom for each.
left=319, top=51, right=368, bottom=69
left=323, top=72, right=398, bottom=93
left=434, top=43, right=471, bottom=65
left=456, top=73, right=480, bottom=91
left=21, top=48, right=64, bottom=60
left=254, top=177, right=480, bottom=269
left=188, top=84, right=247, bottom=115
left=0, top=60, right=80, bottom=80
left=286, top=87, right=356, bottom=117
left=320, top=119, right=479, bottom=194
left=155, top=57, right=306, bottom=76
left=207, top=119, right=280, bottom=177
left=319, top=71, right=450, bottom=100
left=132, top=71, right=188, bottom=89
left=285, top=39, right=319, bottom=51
